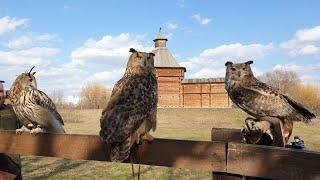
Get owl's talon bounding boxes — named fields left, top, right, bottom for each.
left=30, top=127, right=45, bottom=135
left=16, top=126, right=31, bottom=135
left=142, top=133, right=154, bottom=142
left=15, top=129, right=23, bottom=135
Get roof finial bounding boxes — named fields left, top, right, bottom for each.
left=159, top=27, right=162, bottom=33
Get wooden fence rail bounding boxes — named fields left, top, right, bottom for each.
left=0, top=130, right=226, bottom=172
left=0, top=130, right=320, bottom=179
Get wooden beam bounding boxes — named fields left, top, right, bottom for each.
left=212, top=128, right=243, bottom=180
left=211, top=128, right=243, bottom=143
left=0, top=130, right=226, bottom=172
left=227, top=142, right=320, bottom=179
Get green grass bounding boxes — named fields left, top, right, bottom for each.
left=21, top=108, right=320, bottom=179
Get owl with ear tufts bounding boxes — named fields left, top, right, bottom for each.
left=8, top=66, right=65, bottom=134
left=225, top=61, right=316, bottom=146
left=99, top=48, right=158, bottom=162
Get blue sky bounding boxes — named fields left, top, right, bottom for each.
left=1, top=0, right=320, bottom=101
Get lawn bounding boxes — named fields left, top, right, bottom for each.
left=21, top=108, right=320, bottom=179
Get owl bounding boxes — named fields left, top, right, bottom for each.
left=225, top=61, right=316, bottom=146
left=8, top=67, right=65, bottom=134
left=99, top=48, right=158, bottom=162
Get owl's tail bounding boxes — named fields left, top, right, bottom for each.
left=283, top=95, right=317, bottom=123
left=110, top=137, right=131, bottom=162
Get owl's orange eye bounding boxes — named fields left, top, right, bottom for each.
left=231, top=67, right=236, bottom=71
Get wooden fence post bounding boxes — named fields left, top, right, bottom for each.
left=211, top=128, right=243, bottom=180
left=0, top=104, right=22, bottom=179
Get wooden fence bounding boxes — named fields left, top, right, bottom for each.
left=0, top=129, right=319, bottom=179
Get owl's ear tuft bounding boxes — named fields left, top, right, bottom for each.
left=225, top=61, right=233, bottom=66
left=129, top=48, right=137, bottom=53
left=245, top=60, right=253, bottom=65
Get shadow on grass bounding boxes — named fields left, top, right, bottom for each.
left=23, top=157, right=88, bottom=179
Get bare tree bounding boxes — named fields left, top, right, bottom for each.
left=258, top=69, right=300, bottom=94
left=79, top=84, right=111, bottom=109
left=49, top=89, right=65, bottom=108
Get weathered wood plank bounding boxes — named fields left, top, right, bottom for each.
left=211, top=128, right=243, bottom=143
left=0, top=105, right=22, bottom=179
left=0, top=130, right=226, bottom=172
left=212, top=128, right=243, bottom=180
left=227, top=142, right=320, bottom=180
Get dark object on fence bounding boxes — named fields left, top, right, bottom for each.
left=0, top=105, right=22, bottom=179
left=244, top=132, right=273, bottom=146
left=287, top=136, right=306, bottom=150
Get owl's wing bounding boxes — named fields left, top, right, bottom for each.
left=100, top=74, right=157, bottom=143
left=29, top=89, right=64, bottom=125
left=234, top=81, right=294, bottom=117
left=282, top=94, right=316, bottom=122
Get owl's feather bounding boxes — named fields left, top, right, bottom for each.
left=9, top=68, right=65, bottom=133
left=100, top=49, right=157, bottom=162
left=13, top=88, right=65, bottom=133
left=225, top=61, right=316, bottom=144
left=100, top=73, right=157, bottom=143
left=229, top=76, right=315, bottom=123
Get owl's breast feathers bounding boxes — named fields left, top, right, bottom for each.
left=100, top=72, right=158, bottom=143
left=12, top=88, right=64, bottom=127
left=228, top=77, right=316, bottom=122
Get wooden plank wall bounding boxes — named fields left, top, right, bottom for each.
left=182, top=83, right=231, bottom=108
left=156, top=68, right=184, bottom=107
left=155, top=67, right=231, bottom=108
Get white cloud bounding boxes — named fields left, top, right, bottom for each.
left=166, top=21, right=178, bottom=30
left=69, top=33, right=153, bottom=68
left=191, top=14, right=211, bottom=25
left=281, top=25, right=320, bottom=57
left=200, top=43, right=273, bottom=59
left=0, top=47, right=60, bottom=66
left=5, top=33, right=61, bottom=49
left=180, top=43, right=272, bottom=78
left=295, top=25, right=320, bottom=42
left=273, top=63, right=320, bottom=73
left=34, top=33, right=152, bottom=97
left=176, top=0, right=185, bottom=8
left=0, top=16, right=29, bottom=35
left=298, top=45, right=318, bottom=55
left=85, top=68, right=125, bottom=85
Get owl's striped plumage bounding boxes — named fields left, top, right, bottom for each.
left=225, top=61, right=316, bottom=144
left=8, top=67, right=65, bottom=134
left=100, top=48, right=157, bottom=162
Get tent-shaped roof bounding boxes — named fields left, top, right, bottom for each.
left=152, top=29, right=181, bottom=68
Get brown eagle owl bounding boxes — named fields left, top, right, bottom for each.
left=99, top=48, right=158, bottom=162
left=8, top=67, right=65, bottom=134
left=225, top=61, right=316, bottom=146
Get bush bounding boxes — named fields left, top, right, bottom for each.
left=79, top=84, right=111, bottom=109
